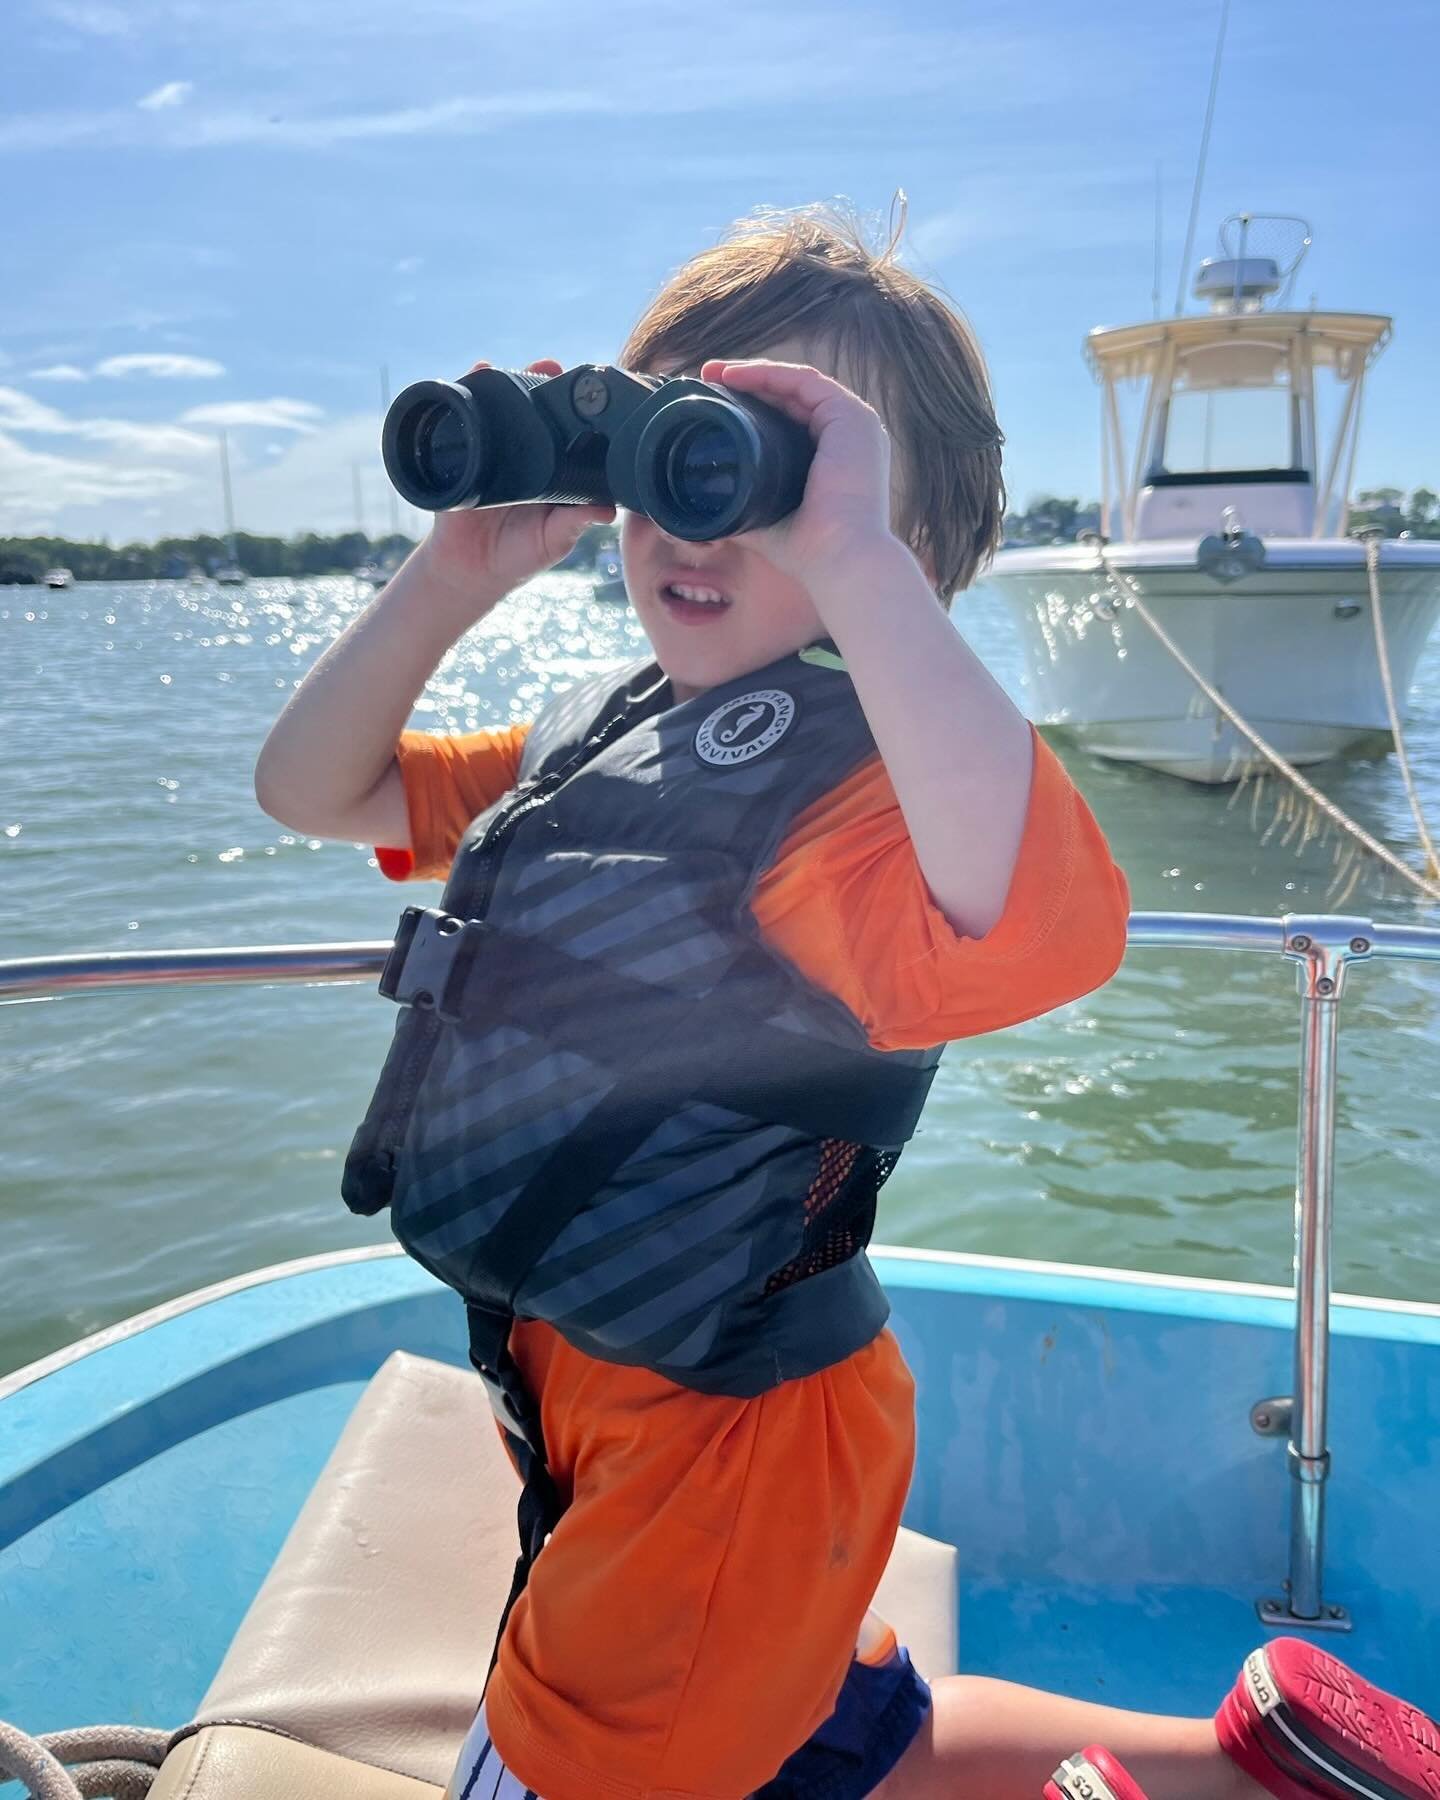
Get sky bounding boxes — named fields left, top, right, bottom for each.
left=3, top=0, right=1436, bottom=544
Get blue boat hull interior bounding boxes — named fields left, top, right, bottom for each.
left=1, top=1247, right=1436, bottom=1748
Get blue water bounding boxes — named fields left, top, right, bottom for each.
left=2, top=573, right=1438, bottom=1375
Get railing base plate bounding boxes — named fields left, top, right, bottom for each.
left=1257, top=1596, right=1353, bottom=1632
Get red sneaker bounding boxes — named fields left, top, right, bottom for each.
left=1044, top=1747, right=1151, bottom=1800
left=1217, top=1641, right=1440, bottom=1800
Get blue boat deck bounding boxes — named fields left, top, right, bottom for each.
left=2, top=1247, right=1437, bottom=1747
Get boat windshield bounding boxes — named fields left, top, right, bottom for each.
left=1151, top=341, right=1305, bottom=484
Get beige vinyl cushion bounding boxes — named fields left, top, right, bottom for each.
left=191, top=1350, right=958, bottom=1790
left=150, top=1726, right=440, bottom=1800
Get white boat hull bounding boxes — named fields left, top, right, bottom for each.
left=987, top=538, right=1440, bottom=782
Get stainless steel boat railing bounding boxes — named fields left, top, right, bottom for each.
left=5, top=909, right=1440, bottom=1632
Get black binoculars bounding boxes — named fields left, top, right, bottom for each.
left=381, top=364, right=813, bottom=542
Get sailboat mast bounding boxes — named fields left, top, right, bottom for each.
left=380, top=364, right=401, bottom=537
left=218, top=430, right=237, bottom=553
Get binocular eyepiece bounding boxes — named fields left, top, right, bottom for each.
left=381, top=364, right=813, bottom=542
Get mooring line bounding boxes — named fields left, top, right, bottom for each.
left=1094, top=549, right=1440, bottom=905
left=1359, top=528, right=1440, bottom=880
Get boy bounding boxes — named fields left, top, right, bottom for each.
left=253, top=204, right=1130, bottom=1792
left=256, top=204, right=1128, bottom=1798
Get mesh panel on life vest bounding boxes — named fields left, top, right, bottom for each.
left=763, top=1140, right=900, bottom=1295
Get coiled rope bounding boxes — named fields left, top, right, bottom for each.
left=0, top=1721, right=168, bottom=1800
left=1359, top=527, right=1440, bottom=881
left=1093, top=546, right=1440, bottom=905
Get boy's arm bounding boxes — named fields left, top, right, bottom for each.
left=810, top=541, right=1031, bottom=940
left=254, top=541, right=499, bottom=846
left=757, top=742, right=1130, bottom=1050
left=702, top=357, right=1030, bottom=940
left=254, top=356, right=612, bottom=847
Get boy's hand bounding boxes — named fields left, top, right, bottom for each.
left=698, top=358, right=902, bottom=601
left=420, top=358, right=615, bottom=616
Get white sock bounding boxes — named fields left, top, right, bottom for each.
left=445, top=1700, right=546, bottom=1800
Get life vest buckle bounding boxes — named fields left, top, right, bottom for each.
left=378, top=905, right=480, bottom=1024
left=473, top=1361, right=542, bottom=1453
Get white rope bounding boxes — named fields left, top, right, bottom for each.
left=0, top=1722, right=169, bottom=1800
left=1360, top=529, right=1440, bottom=880
left=1095, top=549, right=1440, bottom=905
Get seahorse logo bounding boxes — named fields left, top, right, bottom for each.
left=694, top=689, right=797, bottom=767
left=718, top=704, right=767, bottom=745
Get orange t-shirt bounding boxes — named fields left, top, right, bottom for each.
left=376, top=714, right=1129, bottom=1799
left=380, top=719, right=1130, bottom=1050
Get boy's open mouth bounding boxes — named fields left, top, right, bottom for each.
left=659, top=578, right=733, bottom=624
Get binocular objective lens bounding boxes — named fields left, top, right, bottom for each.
left=412, top=402, right=471, bottom=493
left=667, top=421, right=741, bottom=522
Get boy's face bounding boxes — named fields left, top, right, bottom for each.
left=619, top=336, right=839, bottom=700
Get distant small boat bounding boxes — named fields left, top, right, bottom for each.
left=213, top=563, right=246, bottom=587
left=592, top=550, right=626, bottom=602
left=352, top=563, right=389, bottom=589
left=43, top=567, right=74, bottom=590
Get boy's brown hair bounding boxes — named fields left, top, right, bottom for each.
left=620, top=199, right=1005, bottom=601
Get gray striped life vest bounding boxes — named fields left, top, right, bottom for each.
left=343, top=648, right=941, bottom=1397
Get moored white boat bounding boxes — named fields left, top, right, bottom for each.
left=42, top=567, right=74, bottom=590
left=995, top=536, right=1440, bottom=783
left=988, top=217, right=1440, bottom=783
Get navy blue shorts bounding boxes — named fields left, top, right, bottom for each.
left=751, top=1642, right=932, bottom=1799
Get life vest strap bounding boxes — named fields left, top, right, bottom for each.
left=466, top=1300, right=566, bottom=1686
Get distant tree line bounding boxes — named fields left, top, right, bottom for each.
left=1349, top=488, right=1440, bottom=539
left=3, top=493, right=1431, bottom=584
left=1003, top=498, right=1103, bottom=544
left=0, top=530, right=419, bottom=585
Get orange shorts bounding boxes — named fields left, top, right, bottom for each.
left=483, top=1320, right=917, bottom=1800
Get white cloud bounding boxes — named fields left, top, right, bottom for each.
left=138, top=81, right=194, bottom=112
left=180, top=398, right=324, bottom=433
left=0, top=15, right=1076, bottom=157
left=0, top=389, right=72, bottom=433
left=83, top=420, right=216, bottom=456
left=0, top=385, right=211, bottom=457
left=46, top=1, right=131, bottom=35
left=0, top=431, right=191, bottom=532
left=394, top=256, right=424, bottom=274
left=96, top=353, right=226, bottom=379
left=31, top=364, right=90, bottom=382
left=3, top=410, right=392, bottom=538
left=225, top=413, right=396, bottom=534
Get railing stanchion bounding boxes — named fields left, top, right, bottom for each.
left=1264, top=915, right=1368, bottom=1631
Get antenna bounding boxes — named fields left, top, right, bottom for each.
left=380, top=365, right=401, bottom=538
left=1175, top=0, right=1231, bottom=315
